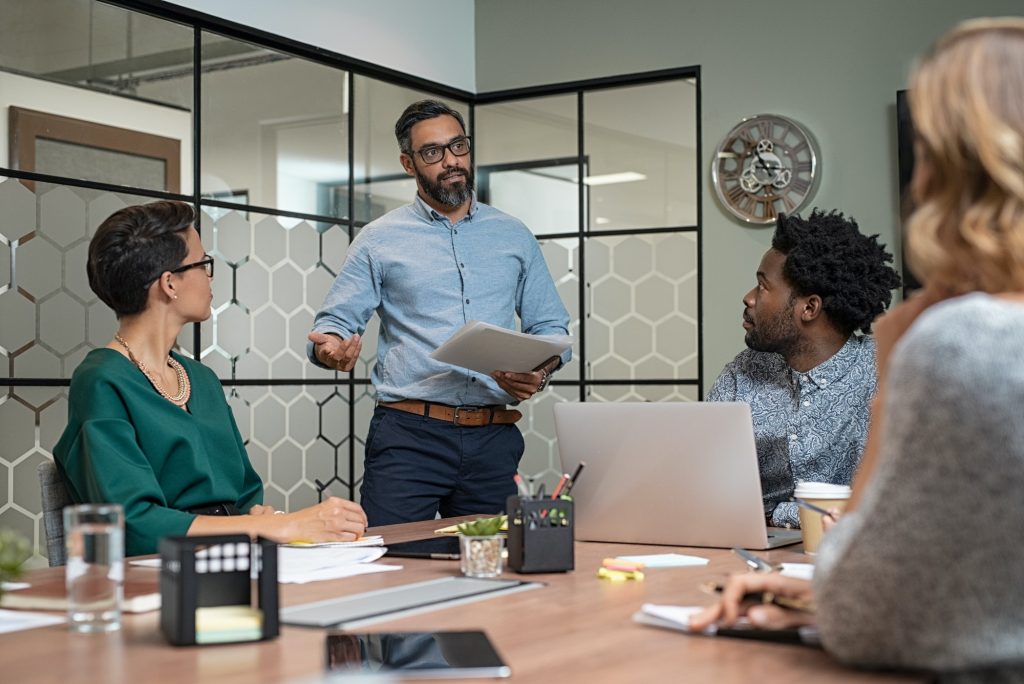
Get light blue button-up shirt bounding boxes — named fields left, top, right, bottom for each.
left=308, top=193, right=571, bottom=406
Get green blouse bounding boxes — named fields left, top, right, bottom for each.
left=54, top=349, right=263, bottom=556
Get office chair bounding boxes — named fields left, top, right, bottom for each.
left=37, top=460, right=73, bottom=567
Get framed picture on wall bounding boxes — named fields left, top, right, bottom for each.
left=8, top=106, right=181, bottom=192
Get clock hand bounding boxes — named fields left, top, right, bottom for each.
left=754, top=150, right=777, bottom=174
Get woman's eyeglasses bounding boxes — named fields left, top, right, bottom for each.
left=169, top=254, right=214, bottom=278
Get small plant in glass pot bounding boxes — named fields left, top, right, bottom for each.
left=456, top=515, right=507, bottom=578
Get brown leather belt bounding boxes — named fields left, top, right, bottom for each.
left=379, top=400, right=522, bottom=426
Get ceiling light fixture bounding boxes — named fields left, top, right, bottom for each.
left=579, top=172, right=647, bottom=186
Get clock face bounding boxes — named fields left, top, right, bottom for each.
left=712, top=114, right=819, bottom=225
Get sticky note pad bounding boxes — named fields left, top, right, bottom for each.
left=614, top=553, right=709, bottom=568
left=195, top=605, right=263, bottom=644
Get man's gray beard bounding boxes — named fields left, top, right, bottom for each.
left=417, top=167, right=474, bottom=207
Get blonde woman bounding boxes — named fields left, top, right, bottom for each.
left=55, top=201, right=367, bottom=556
left=692, top=18, right=1024, bottom=679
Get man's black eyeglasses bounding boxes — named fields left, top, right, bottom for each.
left=170, top=254, right=214, bottom=278
left=412, top=136, right=472, bottom=165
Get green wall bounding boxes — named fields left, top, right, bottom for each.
left=475, top=0, right=1024, bottom=389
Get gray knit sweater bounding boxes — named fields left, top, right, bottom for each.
left=814, top=293, right=1024, bottom=678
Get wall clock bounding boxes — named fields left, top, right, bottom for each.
left=712, top=114, right=820, bottom=225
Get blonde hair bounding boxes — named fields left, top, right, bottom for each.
left=906, top=18, right=1024, bottom=294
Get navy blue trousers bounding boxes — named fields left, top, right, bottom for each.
left=359, top=406, right=524, bottom=526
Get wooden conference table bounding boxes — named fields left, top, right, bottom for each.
left=3, top=517, right=922, bottom=683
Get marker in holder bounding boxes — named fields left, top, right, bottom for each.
left=505, top=495, right=574, bottom=573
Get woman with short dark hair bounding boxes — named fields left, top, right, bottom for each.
left=55, top=200, right=366, bottom=556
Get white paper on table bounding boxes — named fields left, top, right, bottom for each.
left=279, top=562, right=403, bottom=585
left=130, top=558, right=162, bottom=568
left=633, top=604, right=706, bottom=632
left=430, top=320, right=573, bottom=375
left=0, top=608, right=65, bottom=634
left=779, top=562, right=815, bottom=581
left=277, top=546, right=400, bottom=584
left=615, top=553, right=709, bottom=568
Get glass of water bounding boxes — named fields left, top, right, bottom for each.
left=63, top=504, right=124, bottom=633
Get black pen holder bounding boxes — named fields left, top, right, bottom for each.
left=505, top=495, right=574, bottom=573
left=159, top=534, right=279, bottom=646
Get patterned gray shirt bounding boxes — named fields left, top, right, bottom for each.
left=706, top=335, right=877, bottom=527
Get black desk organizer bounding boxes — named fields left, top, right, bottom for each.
left=159, top=534, right=279, bottom=646
left=505, top=495, right=574, bottom=573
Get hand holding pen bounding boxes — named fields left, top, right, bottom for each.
left=793, top=498, right=843, bottom=531
left=689, top=572, right=816, bottom=633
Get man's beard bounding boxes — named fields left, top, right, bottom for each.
left=744, top=308, right=801, bottom=357
left=416, top=164, right=474, bottom=207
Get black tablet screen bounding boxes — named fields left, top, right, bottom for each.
left=326, top=630, right=510, bottom=678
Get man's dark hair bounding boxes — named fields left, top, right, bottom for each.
left=87, top=200, right=195, bottom=318
left=772, top=209, right=902, bottom=336
left=394, top=99, right=467, bottom=154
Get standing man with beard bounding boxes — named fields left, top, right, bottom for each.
left=707, top=210, right=901, bottom=528
left=307, top=100, right=570, bottom=525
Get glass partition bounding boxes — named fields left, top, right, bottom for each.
left=0, top=0, right=702, bottom=559
left=585, top=233, right=699, bottom=381
left=475, top=95, right=579, bottom=235
left=200, top=33, right=349, bottom=218
left=0, top=176, right=181, bottom=379
left=172, top=207, right=348, bottom=380
left=584, top=79, right=698, bottom=231
left=0, top=0, right=194, bottom=193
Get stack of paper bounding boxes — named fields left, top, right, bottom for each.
left=278, top=546, right=401, bottom=584
left=430, top=320, right=573, bottom=375
left=633, top=604, right=706, bottom=632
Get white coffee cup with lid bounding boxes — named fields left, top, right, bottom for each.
left=793, top=481, right=851, bottom=554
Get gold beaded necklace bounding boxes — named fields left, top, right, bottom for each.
left=114, top=334, right=191, bottom=408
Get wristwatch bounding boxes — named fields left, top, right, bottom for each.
left=537, top=368, right=551, bottom=392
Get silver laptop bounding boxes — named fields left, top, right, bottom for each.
left=553, top=401, right=802, bottom=550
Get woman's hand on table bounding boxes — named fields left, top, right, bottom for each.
left=277, top=497, right=368, bottom=542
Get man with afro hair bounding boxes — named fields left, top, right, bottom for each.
left=707, top=209, right=901, bottom=528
